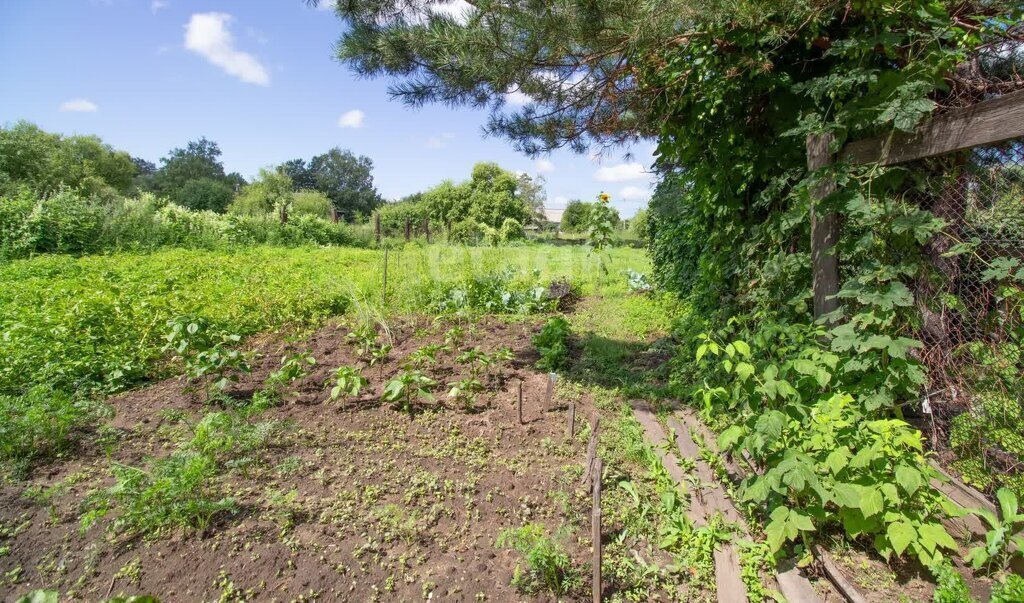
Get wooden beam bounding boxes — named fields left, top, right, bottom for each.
left=808, top=133, right=840, bottom=320
left=843, top=89, right=1024, bottom=166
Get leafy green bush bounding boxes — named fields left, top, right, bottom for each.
left=699, top=322, right=955, bottom=566
left=13, top=189, right=106, bottom=255
left=291, top=190, right=332, bottom=218
left=991, top=574, right=1024, bottom=603
left=929, top=558, right=974, bottom=603
left=533, top=317, right=570, bottom=372
left=448, top=218, right=486, bottom=245
left=498, top=217, right=526, bottom=242
left=0, top=388, right=94, bottom=476
left=186, top=412, right=278, bottom=462
left=497, top=523, right=579, bottom=596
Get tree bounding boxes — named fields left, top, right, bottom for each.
left=0, top=121, right=135, bottom=197
left=515, top=173, right=546, bottom=224
left=229, top=168, right=293, bottom=216
left=307, top=148, right=382, bottom=220
left=177, top=178, right=234, bottom=213
left=279, top=159, right=318, bottom=190
left=560, top=201, right=591, bottom=233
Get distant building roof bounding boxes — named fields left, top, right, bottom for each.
left=543, top=208, right=565, bottom=223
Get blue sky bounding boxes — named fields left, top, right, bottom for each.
left=0, top=0, right=656, bottom=217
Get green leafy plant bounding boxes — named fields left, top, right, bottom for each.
left=991, top=574, right=1024, bottom=603
left=0, top=388, right=94, bottom=477
left=929, top=558, right=975, bottom=603
left=533, top=317, right=570, bottom=372
left=497, top=523, right=580, bottom=596
left=406, top=343, right=449, bottom=369
left=448, top=377, right=484, bottom=410
left=346, top=325, right=378, bottom=360
left=964, top=488, right=1024, bottom=572
left=328, top=366, right=369, bottom=404
left=267, top=350, right=316, bottom=387
left=368, top=344, right=392, bottom=379
left=163, top=316, right=250, bottom=401
left=382, top=370, right=436, bottom=415
left=84, top=452, right=236, bottom=538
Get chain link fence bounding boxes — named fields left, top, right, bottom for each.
left=910, top=139, right=1024, bottom=498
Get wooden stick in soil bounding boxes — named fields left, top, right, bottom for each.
left=582, top=416, right=601, bottom=486
left=568, top=402, right=576, bottom=438
left=592, top=457, right=602, bottom=603
left=544, top=372, right=556, bottom=409
left=517, top=380, right=523, bottom=425
left=382, top=247, right=389, bottom=306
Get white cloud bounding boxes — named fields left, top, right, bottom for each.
left=59, top=99, right=98, bottom=113
left=535, top=159, right=555, bottom=174
left=429, top=0, right=473, bottom=23
left=338, top=109, right=365, bottom=128
left=504, top=90, right=531, bottom=106
left=424, top=132, right=455, bottom=149
left=619, top=186, right=651, bottom=201
left=184, top=13, right=270, bottom=86
left=594, top=162, right=648, bottom=182
left=151, top=0, right=168, bottom=13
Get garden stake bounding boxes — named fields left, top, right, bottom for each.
left=592, top=457, right=602, bottom=603
left=544, top=372, right=557, bottom=409
left=582, top=416, right=601, bottom=486
left=382, top=247, right=389, bottom=306
left=517, top=380, right=523, bottom=425
left=568, top=402, right=576, bottom=438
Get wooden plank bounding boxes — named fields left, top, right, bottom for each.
left=592, top=457, right=603, bottom=603
left=676, top=409, right=830, bottom=603
left=667, top=415, right=743, bottom=524
left=842, top=89, right=1024, bottom=166
left=777, top=563, right=824, bottom=603
left=808, top=133, right=840, bottom=320
left=713, top=545, right=748, bottom=603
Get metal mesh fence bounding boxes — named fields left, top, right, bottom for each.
left=910, top=140, right=1024, bottom=497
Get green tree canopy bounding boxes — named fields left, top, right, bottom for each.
left=0, top=121, right=136, bottom=197
left=307, top=148, right=382, bottom=220
left=229, top=168, right=294, bottom=216
left=560, top=200, right=590, bottom=233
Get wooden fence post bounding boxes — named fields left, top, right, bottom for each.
left=425, top=218, right=431, bottom=244
left=544, top=372, right=557, bottom=410
left=331, top=207, right=339, bottom=224
left=374, top=212, right=381, bottom=244
left=807, top=133, right=839, bottom=321
left=592, top=457, right=603, bottom=603
left=404, top=218, right=411, bottom=242
left=568, top=402, right=576, bottom=438
left=582, top=416, right=601, bottom=486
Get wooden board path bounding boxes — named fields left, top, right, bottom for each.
left=633, top=403, right=742, bottom=600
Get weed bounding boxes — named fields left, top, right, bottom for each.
left=929, top=558, right=975, bottom=603
left=965, top=488, right=1024, bottom=572
left=0, top=387, right=94, bottom=477
left=497, top=523, right=580, bottom=596
left=533, top=317, right=570, bottom=372
left=164, top=315, right=251, bottom=400
left=84, top=452, right=237, bottom=537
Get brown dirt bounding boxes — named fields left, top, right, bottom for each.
left=0, top=316, right=601, bottom=602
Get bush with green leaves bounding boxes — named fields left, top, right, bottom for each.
left=448, top=217, right=486, bottom=245
left=0, top=388, right=95, bottom=477
left=533, top=317, right=570, bottom=372
left=497, top=523, right=579, bottom=596
left=498, top=217, right=526, bottom=243
left=163, top=316, right=250, bottom=400
left=700, top=322, right=957, bottom=566
left=949, top=391, right=1024, bottom=498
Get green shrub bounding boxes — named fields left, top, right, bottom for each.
left=448, top=218, right=485, bottom=245
left=991, top=574, right=1024, bottom=603
left=929, top=558, right=974, bottom=603
left=175, top=178, right=233, bottom=213
left=431, top=268, right=551, bottom=314
left=533, top=317, right=571, bottom=371
left=291, top=190, right=332, bottom=219
left=0, top=388, right=94, bottom=476
left=499, top=217, right=526, bottom=243
left=497, top=524, right=579, bottom=596
left=18, top=189, right=105, bottom=255
left=187, top=412, right=278, bottom=462
left=949, top=392, right=1024, bottom=498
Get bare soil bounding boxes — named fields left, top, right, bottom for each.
left=1, top=316, right=601, bottom=602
